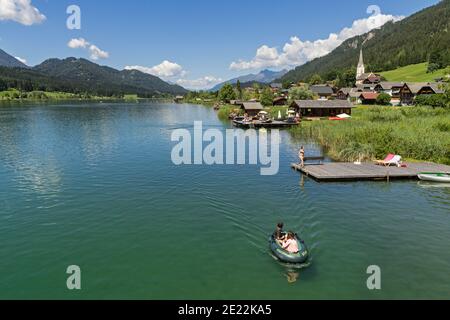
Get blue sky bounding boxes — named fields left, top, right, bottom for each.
left=0, top=0, right=440, bottom=89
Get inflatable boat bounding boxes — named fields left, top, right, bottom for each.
left=269, top=234, right=309, bottom=264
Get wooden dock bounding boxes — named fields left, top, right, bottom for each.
left=291, top=162, right=450, bottom=182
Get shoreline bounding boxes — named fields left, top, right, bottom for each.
left=191, top=101, right=450, bottom=166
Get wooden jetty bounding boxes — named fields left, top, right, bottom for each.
left=291, top=162, right=450, bottom=182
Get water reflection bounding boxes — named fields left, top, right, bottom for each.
left=417, top=181, right=450, bottom=189
left=0, top=109, right=63, bottom=196
left=286, top=270, right=300, bottom=283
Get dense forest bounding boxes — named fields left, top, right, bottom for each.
left=0, top=57, right=187, bottom=97
left=280, top=0, right=450, bottom=84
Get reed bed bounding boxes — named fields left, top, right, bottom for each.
left=292, top=106, right=450, bottom=165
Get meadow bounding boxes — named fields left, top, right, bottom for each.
left=380, top=63, right=447, bottom=82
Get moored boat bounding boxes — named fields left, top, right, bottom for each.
left=418, top=172, right=450, bottom=183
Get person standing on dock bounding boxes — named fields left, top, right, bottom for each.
left=299, top=146, right=305, bottom=168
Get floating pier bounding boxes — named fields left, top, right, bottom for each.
left=291, top=162, right=450, bottom=182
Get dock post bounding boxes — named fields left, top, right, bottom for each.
left=387, top=170, right=390, bottom=182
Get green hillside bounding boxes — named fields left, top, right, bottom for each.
left=381, top=62, right=447, bottom=82
left=0, top=57, right=187, bottom=98
left=281, top=0, right=450, bottom=83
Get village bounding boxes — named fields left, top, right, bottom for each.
left=175, top=49, right=450, bottom=183
left=179, top=49, right=448, bottom=128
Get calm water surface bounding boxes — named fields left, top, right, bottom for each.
left=0, top=102, right=449, bottom=299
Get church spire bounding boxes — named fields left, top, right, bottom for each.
left=358, top=49, right=364, bottom=68
left=356, top=48, right=365, bottom=80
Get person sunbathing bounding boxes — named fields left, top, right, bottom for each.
left=282, top=232, right=299, bottom=254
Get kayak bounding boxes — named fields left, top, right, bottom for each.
left=418, top=172, right=450, bottom=183
left=269, top=234, right=309, bottom=264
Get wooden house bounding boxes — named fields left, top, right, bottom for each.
left=273, top=96, right=288, bottom=106
left=374, top=82, right=404, bottom=105
left=241, top=102, right=264, bottom=117
left=310, top=85, right=334, bottom=100
left=337, top=88, right=352, bottom=100
left=399, top=82, right=443, bottom=105
left=359, top=92, right=379, bottom=105
left=270, top=83, right=283, bottom=93
left=290, top=100, right=354, bottom=118
left=174, top=96, right=184, bottom=103
left=356, top=72, right=382, bottom=85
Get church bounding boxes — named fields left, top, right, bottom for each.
left=355, top=49, right=381, bottom=85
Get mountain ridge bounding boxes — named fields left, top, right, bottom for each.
left=211, top=69, right=288, bottom=91
left=0, top=54, right=187, bottom=96
left=0, top=49, right=28, bottom=68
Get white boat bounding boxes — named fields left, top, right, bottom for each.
left=418, top=172, right=450, bottom=183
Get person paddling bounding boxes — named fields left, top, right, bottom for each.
left=273, top=222, right=285, bottom=240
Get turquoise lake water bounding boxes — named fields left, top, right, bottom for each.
left=0, top=102, right=449, bottom=299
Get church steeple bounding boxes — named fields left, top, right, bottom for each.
left=358, top=49, right=364, bottom=68
left=356, top=49, right=365, bottom=80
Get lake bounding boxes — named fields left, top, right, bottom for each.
left=0, top=102, right=449, bottom=299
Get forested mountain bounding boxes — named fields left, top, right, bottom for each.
left=0, top=55, right=187, bottom=97
left=0, top=49, right=28, bottom=68
left=33, top=58, right=187, bottom=96
left=211, top=69, right=287, bottom=91
left=280, top=0, right=450, bottom=83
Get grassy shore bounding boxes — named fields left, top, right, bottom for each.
left=291, top=106, right=450, bottom=165
left=217, top=104, right=240, bottom=120
left=0, top=89, right=121, bottom=102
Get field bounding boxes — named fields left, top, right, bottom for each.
left=380, top=63, right=447, bottom=82
left=292, top=106, right=450, bottom=165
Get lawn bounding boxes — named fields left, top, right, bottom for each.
left=380, top=62, right=447, bottom=82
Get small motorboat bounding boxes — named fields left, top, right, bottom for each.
left=418, top=172, right=450, bottom=183
left=269, top=233, right=309, bottom=264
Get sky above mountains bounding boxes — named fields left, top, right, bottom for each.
left=0, top=0, right=440, bottom=89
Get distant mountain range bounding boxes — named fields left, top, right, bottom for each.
left=280, top=0, right=450, bottom=83
left=0, top=49, right=28, bottom=68
left=0, top=51, right=187, bottom=96
left=210, top=69, right=288, bottom=91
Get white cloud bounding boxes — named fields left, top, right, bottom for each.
left=88, top=44, right=109, bottom=60
left=68, top=38, right=89, bottom=49
left=67, top=38, right=109, bottom=60
left=176, top=76, right=223, bottom=90
left=125, top=60, right=186, bottom=78
left=0, top=0, right=46, bottom=25
left=15, top=56, right=27, bottom=64
left=230, top=11, right=404, bottom=71
left=125, top=60, right=221, bottom=90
